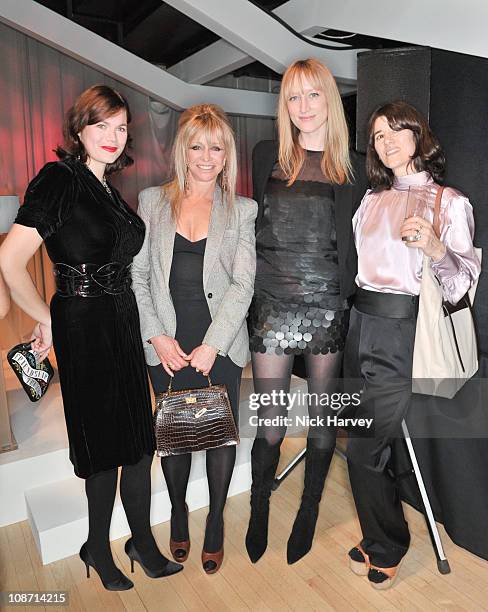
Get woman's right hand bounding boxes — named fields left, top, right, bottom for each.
left=150, top=335, right=188, bottom=377
left=31, top=322, right=52, bottom=362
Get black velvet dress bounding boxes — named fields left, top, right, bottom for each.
left=15, top=159, right=155, bottom=478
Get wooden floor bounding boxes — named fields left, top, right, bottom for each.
left=1, top=437, right=487, bottom=611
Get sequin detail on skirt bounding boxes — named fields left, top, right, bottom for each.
left=249, top=301, right=347, bottom=355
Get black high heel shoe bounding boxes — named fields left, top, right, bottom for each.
left=124, top=538, right=183, bottom=578
left=79, top=543, right=134, bottom=591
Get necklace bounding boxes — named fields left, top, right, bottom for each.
left=85, top=163, right=112, bottom=196
left=100, top=176, right=112, bottom=196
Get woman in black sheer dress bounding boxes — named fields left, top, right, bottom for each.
left=247, top=59, right=366, bottom=564
left=0, top=86, right=182, bottom=590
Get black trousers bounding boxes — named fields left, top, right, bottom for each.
left=344, top=290, right=418, bottom=567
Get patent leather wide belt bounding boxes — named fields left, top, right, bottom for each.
left=354, top=287, right=419, bottom=319
left=54, top=262, right=132, bottom=297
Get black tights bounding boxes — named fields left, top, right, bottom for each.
left=85, top=453, right=167, bottom=581
left=161, top=445, right=236, bottom=553
left=251, top=351, right=343, bottom=452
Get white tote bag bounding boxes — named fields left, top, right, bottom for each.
left=412, top=251, right=481, bottom=399
left=412, top=187, right=481, bottom=398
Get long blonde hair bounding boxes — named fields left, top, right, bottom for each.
left=278, top=58, right=352, bottom=185
left=164, top=104, right=237, bottom=217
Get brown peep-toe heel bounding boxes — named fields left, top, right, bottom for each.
left=201, top=547, right=224, bottom=574
left=169, top=504, right=190, bottom=562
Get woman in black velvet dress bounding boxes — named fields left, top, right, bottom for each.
left=0, top=85, right=182, bottom=590
left=246, top=59, right=366, bottom=565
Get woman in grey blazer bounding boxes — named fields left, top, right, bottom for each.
left=132, top=104, right=257, bottom=574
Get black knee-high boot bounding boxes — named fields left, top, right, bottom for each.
left=245, top=438, right=281, bottom=563
left=286, top=447, right=334, bottom=564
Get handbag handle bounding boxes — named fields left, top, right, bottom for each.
left=167, top=374, right=213, bottom=393
left=433, top=186, right=445, bottom=238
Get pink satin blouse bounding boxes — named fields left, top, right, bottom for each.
left=353, top=172, right=481, bottom=304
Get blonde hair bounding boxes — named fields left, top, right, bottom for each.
left=164, top=104, right=237, bottom=217
left=278, top=58, right=352, bottom=185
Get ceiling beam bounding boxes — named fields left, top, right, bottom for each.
left=166, top=0, right=361, bottom=82
left=168, top=0, right=359, bottom=84
left=0, top=0, right=277, bottom=117
left=301, top=0, right=487, bottom=60
left=167, top=0, right=488, bottom=87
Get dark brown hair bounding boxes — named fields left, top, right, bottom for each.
left=366, top=100, right=445, bottom=189
left=55, top=84, right=133, bottom=174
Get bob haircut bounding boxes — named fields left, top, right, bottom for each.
left=366, top=100, right=446, bottom=189
left=278, top=58, right=352, bottom=186
left=164, top=104, right=237, bottom=217
left=56, top=84, right=133, bottom=174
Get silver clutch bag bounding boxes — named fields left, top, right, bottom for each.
left=154, top=376, right=239, bottom=457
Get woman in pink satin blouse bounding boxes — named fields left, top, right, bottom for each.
left=344, top=101, right=480, bottom=589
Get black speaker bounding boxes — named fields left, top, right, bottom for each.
left=356, top=46, right=488, bottom=357
left=356, top=47, right=431, bottom=154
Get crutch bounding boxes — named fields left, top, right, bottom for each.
left=271, top=446, right=307, bottom=490
left=401, top=419, right=451, bottom=574
left=271, top=445, right=347, bottom=490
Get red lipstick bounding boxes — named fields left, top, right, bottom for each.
left=101, top=146, right=117, bottom=153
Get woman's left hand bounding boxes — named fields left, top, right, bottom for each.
left=187, top=344, right=218, bottom=377
left=400, top=216, right=446, bottom=262
left=31, top=322, right=53, bottom=362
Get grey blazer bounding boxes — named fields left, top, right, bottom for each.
left=132, top=186, right=257, bottom=368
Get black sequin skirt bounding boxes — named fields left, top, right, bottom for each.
left=249, top=299, right=347, bottom=355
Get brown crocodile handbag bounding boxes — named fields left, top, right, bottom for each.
left=154, top=376, right=239, bottom=457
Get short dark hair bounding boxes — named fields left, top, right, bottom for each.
left=366, top=100, right=445, bottom=189
left=55, top=84, right=133, bottom=174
